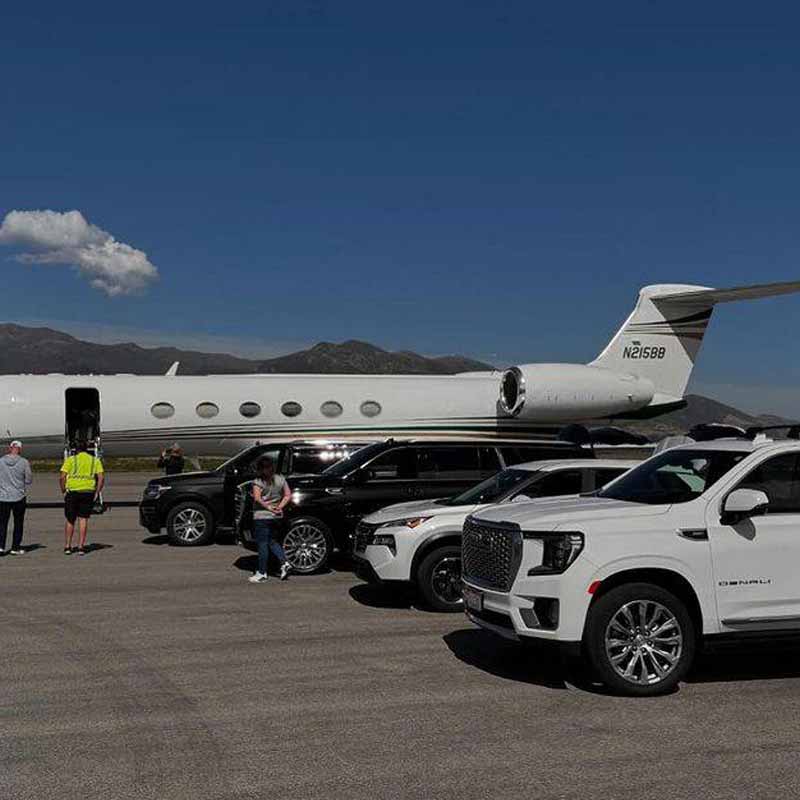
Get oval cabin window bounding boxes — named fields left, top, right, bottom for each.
left=239, top=402, right=261, bottom=418
left=196, top=402, right=220, bottom=419
left=281, top=401, right=302, bottom=418
left=360, top=400, right=382, bottom=418
left=151, top=402, right=175, bottom=419
left=320, top=401, right=343, bottom=418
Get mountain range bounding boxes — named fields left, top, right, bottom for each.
left=0, top=323, right=791, bottom=436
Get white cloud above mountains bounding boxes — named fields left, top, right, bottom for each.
left=0, top=209, right=159, bottom=296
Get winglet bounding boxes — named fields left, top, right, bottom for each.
left=165, top=361, right=180, bottom=377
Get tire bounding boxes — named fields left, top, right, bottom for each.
left=282, top=517, right=333, bottom=574
left=167, top=502, right=216, bottom=547
left=416, top=545, right=463, bottom=612
left=584, top=582, right=696, bottom=696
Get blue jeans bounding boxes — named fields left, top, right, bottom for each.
left=253, top=518, right=286, bottom=575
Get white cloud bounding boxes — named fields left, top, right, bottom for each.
left=0, top=209, right=159, bottom=296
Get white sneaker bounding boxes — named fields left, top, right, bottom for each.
left=10, top=549, right=24, bottom=555
left=280, top=562, right=292, bottom=581
left=0, top=549, right=5, bottom=555
left=248, top=572, right=268, bottom=583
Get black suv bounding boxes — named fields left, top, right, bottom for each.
left=236, top=438, right=591, bottom=574
left=139, top=441, right=371, bottom=546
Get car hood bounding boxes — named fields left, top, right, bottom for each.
left=146, top=470, right=220, bottom=485
left=471, top=495, right=669, bottom=531
left=363, top=498, right=480, bottom=524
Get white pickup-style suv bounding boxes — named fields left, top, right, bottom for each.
left=352, top=460, right=637, bottom=611
left=462, top=438, right=800, bottom=695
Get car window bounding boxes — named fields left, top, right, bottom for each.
left=736, top=454, right=800, bottom=513
left=479, top=447, right=502, bottom=474
left=237, top=448, right=281, bottom=479
left=289, top=445, right=363, bottom=475
left=598, top=449, right=748, bottom=505
left=417, top=446, right=483, bottom=480
left=364, top=448, right=417, bottom=480
left=445, top=468, right=531, bottom=506
left=592, top=468, right=629, bottom=490
left=514, top=469, right=583, bottom=499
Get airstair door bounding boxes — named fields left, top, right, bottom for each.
left=65, top=388, right=101, bottom=455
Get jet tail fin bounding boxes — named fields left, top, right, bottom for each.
left=590, top=280, right=800, bottom=402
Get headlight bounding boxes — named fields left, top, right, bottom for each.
left=143, top=484, right=171, bottom=499
left=377, top=517, right=432, bottom=530
left=372, top=533, right=396, bottom=555
left=524, top=531, right=584, bottom=575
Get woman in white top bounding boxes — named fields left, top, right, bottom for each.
left=249, top=456, right=292, bottom=583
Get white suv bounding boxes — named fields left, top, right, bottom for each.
left=462, top=438, right=800, bottom=695
left=352, top=459, right=637, bottom=611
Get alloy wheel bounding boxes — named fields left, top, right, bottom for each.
left=283, top=525, right=328, bottom=573
left=604, top=600, right=684, bottom=686
left=173, top=508, right=207, bottom=543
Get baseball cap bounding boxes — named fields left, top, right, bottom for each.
left=10, top=440, right=22, bottom=448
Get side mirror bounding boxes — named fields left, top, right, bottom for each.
left=347, top=469, right=369, bottom=485
left=721, top=488, right=769, bottom=525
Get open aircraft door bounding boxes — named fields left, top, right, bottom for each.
left=64, top=387, right=102, bottom=456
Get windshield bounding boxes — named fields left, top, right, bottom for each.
left=444, top=468, right=533, bottom=506
left=321, top=442, right=389, bottom=478
left=597, top=448, right=748, bottom=505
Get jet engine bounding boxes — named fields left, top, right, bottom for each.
left=498, top=364, right=655, bottom=422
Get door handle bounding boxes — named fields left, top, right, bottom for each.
left=677, top=528, right=708, bottom=541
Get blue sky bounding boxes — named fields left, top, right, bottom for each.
left=2, top=2, right=800, bottom=414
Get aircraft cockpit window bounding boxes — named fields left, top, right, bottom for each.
left=281, top=401, right=302, bottom=417
left=151, top=402, right=175, bottom=419
left=360, top=401, right=382, bottom=417
left=196, top=402, right=220, bottom=419
left=239, top=402, right=261, bottom=418
left=321, top=401, right=343, bottom=418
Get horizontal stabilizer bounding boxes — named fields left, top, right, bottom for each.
left=650, top=279, right=800, bottom=307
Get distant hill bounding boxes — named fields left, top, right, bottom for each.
left=0, top=323, right=791, bottom=438
left=0, top=324, right=494, bottom=376
left=626, top=394, right=797, bottom=437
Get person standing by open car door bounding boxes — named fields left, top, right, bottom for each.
left=249, top=456, right=292, bottom=583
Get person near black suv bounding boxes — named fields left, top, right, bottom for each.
left=138, top=440, right=371, bottom=547
left=236, top=438, right=591, bottom=574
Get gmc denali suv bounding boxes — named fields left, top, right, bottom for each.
left=463, top=438, right=800, bottom=695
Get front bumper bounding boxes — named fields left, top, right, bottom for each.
left=138, top=502, right=162, bottom=533
left=463, top=554, right=597, bottom=644
left=352, top=524, right=424, bottom=581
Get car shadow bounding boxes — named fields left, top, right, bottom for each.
left=688, top=640, right=800, bottom=684
left=349, top=583, right=419, bottom=610
left=141, top=534, right=170, bottom=545
left=443, top=628, right=571, bottom=690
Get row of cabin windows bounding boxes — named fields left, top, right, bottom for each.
left=149, top=399, right=383, bottom=420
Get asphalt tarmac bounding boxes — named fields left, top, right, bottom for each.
left=3, top=473, right=800, bottom=800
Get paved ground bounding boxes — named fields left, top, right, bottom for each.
left=3, top=475, right=800, bottom=799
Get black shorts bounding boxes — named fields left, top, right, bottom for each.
left=65, top=491, right=94, bottom=523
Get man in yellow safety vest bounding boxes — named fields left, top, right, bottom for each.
left=59, top=440, right=105, bottom=555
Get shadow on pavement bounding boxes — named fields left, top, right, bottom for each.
left=20, top=543, right=47, bottom=553
left=142, top=534, right=170, bottom=545
left=443, top=628, right=573, bottom=690
left=689, top=640, right=800, bottom=684
left=83, top=542, right=113, bottom=553
left=349, top=583, right=417, bottom=610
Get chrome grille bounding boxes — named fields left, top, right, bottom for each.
left=354, top=521, right=378, bottom=553
left=462, top=518, right=522, bottom=592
